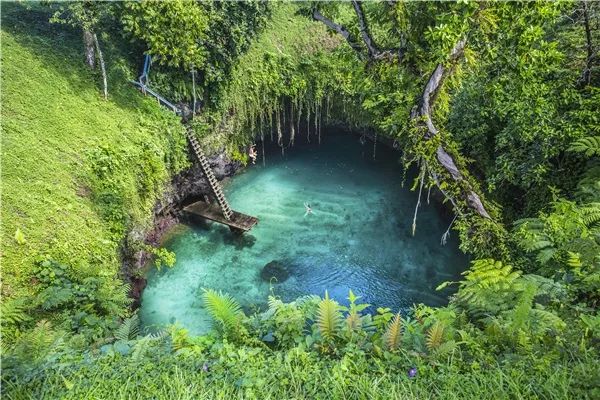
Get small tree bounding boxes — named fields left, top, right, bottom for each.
left=50, top=1, right=112, bottom=99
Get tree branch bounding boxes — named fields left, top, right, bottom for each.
left=312, top=4, right=400, bottom=62
left=312, top=8, right=363, bottom=55
left=352, top=1, right=380, bottom=58
left=411, top=38, right=491, bottom=219
left=351, top=1, right=400, bottom=61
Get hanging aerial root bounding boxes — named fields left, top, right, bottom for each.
left=412, top=161, right=427, bottom=236
left=261, top=132, right=265, bottom=167
left=277, top=106, right=283, bottom=155
left=440, top=215, right=457, bottom=245
left=427, top=185, right=431, bottom=205
left=373, top=133, right=377, bottom=160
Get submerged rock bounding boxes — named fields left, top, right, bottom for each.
left=260, top=260, right=290, bottom=283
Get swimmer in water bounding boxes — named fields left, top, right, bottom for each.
left=304, top=202, right=312, bottom=217
left=248, top=144, right=257, bottom=164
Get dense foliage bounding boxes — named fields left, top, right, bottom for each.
left=2, top=1, right=599, bottom=399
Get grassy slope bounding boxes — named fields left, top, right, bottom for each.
left=4, top=344, right=589, bottom=400
left=1, top=4, right=187, bottom=302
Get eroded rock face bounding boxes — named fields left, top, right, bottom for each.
left=260, top=260, right=290, bottom=283
left=123, top=147, right=242, bottom=309
left=170, top=153, right=241, bottom=208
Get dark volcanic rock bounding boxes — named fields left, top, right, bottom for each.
left=123, top=146, right=242, bottom=310
left=260, top=260, right=290, bottom=283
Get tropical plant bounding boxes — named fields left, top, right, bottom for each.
left=383, top=313, right=403, bottom=351
left=115, top=314, right=140, bottom=341
left=426, top=321, right=445, bottom=352
left=202, top=288, right=246, bottom=338
left=315, top=291, right=342, bottom=342
left=438, top=259, right=522, bottom=316
left=569, top=136, right=600, bottom=157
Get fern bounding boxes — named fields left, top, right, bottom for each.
left=530, top=307, right=566, bottom=334
left=509, top=284, right=535, bottom=334
left=115, top=314, right=140, bottom=341
left=566, top=252, right=583, bottom=268
left=316, top=291, right=342, bottom=341
left=1, top=298, right=30, bottom=326
left=521, top=274, right=567, bottom=301
left=383, top=313, right=402, bottom=351
left=455, top=259, right=522, bottom=315
left=131, top=337, right=151, bottom=361
left=202, top=288, right=244, bottom=333
left=580, top=203, right=600, bottom=228
left=426, top=321, right=445, bottom=351
left=568, top=136, right=600, bottom=157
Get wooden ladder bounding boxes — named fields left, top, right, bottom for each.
left=185, top=126, right=233, bottom=221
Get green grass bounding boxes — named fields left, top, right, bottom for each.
left=3, top=348, right=594, bottom=400
left=0, top=4, right=187, bottom=304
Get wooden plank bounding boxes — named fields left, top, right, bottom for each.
left=183, top=201, right=258, bottom=232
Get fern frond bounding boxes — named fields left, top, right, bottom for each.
left=1, top=298, right=30, bottom=325
left=316, top=291, right=342, bottom=341
left=202, top=289, right=244, bottom=332
left=115, top=314, right=140, bottom=341
left=568, top=136, right=600, bottom=157
left=426, top=321, right=445, bottom=351
left=536, top=247, right=557, bottom=264
left=530, top=307, right=566, bottom=334
left=580, top=203, right=600, bottom=228
left=509, top=284, right=535, bottom=333
left=521, top=274, right=567, bottom=300
left=566, top=252, right=583, bottom=268
left=131, top=337, right=151, bottom=361
left=267, top=295, right=284, bottom=315
left=383, top=313, right=402, bottom=351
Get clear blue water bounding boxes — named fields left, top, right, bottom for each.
left=140, top=132, right=468, bottom=334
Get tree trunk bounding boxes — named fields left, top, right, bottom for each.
left=93, top=33, right=108, bottom=100
left=580, top=1, right=594, bottom=86
left=411, top=38, right=491, bottom=219
left=83, top=30, right=95, bottom=69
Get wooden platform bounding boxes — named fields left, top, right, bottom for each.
left=183, top=201, right=258, bottom=232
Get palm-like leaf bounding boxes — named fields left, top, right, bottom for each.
left=115, top=314, right=140, bottom=341
left=383, top=313, right=402, bottom=351
left=568, top=136, right=600, bottom=157
left=426, top=321, right=445, bottom=351
left=1, top=298, right=30, bottom=325
left=316, top=291, right=342, bottom=340
left=202, top=288, right=244, bottom=332
left=581, top=203, right=600, bottom=228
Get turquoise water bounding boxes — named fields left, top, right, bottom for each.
left=140, top=132, right=468, bottom=334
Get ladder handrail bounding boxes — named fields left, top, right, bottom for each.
left=186, top=128, right=233, bottom=220
left=130, top=53, right=237, bottom=223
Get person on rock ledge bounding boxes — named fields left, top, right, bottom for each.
left=248, top=144, right=257, bottom=164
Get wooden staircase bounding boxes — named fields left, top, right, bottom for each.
left=131, top=67, right=257, bottom=232
left=185, top=126, right=233, bottom=220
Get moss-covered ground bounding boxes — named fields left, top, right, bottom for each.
left=1, top=3, right=187, bottom=304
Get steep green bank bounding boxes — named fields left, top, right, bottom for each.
left=1, top=4, right=188, bottom=334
